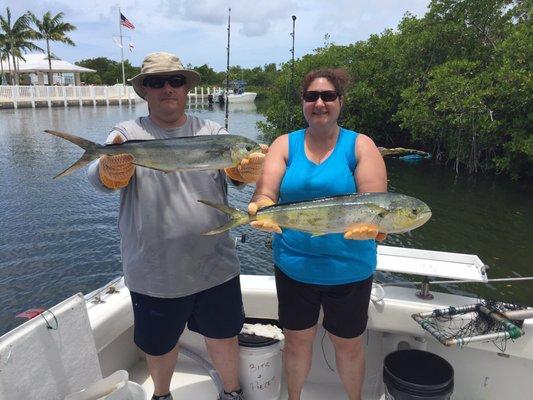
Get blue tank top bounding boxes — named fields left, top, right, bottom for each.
left=272, top=128, right=377, bottom=285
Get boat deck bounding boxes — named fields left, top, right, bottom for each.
left=129, top=356, right=352, bottom=400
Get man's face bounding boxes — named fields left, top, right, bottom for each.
left=141, top=75, right=188, bottom=123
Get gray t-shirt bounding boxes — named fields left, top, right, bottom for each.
left=87, top=115, right=240, bottom=298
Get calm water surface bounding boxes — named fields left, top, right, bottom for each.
left=0, top=103, right=531, bottom=335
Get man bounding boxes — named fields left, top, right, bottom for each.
left=87, top=52, right=266, bottom=400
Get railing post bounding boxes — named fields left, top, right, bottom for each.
left=46, top=86, right=51, bottom=108
left=30, top=86, right=35, bottom=108
left=78, top=86, right=82, bottom=107
left=91, top=86, right=96, bottom=106
left=62, top=86, right=67, bottom=107
left=201, top=86, right=204, bottom=103
left=12, top=85, right=18, bottom=109
left=105, top=86, right=109, bottom=106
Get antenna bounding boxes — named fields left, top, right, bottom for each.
left=289, top=15, right=297, bottom=131
left=225, top=8, right=231, bottom=130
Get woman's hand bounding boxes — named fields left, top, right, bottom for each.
left=344, top=224, right=387, bottom=242
left=248, top=197, right=282, bottom=234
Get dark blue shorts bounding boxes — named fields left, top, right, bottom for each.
left=130, top=276, right=245, bottom=356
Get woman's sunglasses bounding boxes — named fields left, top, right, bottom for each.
left=143, top=75, right=186, bottom=89
left=302, top=90, right=339, bottom=102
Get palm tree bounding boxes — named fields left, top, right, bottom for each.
left=31, top=11, right=76, bottom=85
left=0, top=35, right=8, bottom=84
left=0, top=8, right=42, bottom=85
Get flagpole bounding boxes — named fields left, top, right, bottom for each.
left=119, top=8, right=126, bottom=92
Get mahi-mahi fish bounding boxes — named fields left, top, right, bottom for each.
left=43, top=130, right=262, bottom=178
left=199, top=192, right=431, bottom=236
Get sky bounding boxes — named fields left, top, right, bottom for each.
left=5, top=1, right=429, bottom=71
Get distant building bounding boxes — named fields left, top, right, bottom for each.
left=7, top=54, right=96, bottom=85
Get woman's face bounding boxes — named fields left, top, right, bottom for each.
left=302, top=77, right=342, bottom=129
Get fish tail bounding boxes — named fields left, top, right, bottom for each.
left=44, top=130, right=100, bottom=179
left=197, top=200, right=249, bottom=235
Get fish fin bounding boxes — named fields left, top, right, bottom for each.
left=364, top=203, right=389, bottom=217
left=310, top=232, right=327, bottom=238
left=310, top=233, right=326, bottom=238
left=44, top=130, right=100, bottom=178
left=197, top=200, right=249, bottom=234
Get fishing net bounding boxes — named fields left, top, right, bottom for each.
left=412, top=300, right=528, bottom=351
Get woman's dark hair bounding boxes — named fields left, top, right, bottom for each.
left=301, top=68, right=350, bottom=98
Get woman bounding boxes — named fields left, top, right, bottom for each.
left=248, top=68, right=387, bottom=400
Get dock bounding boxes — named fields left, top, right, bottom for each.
left=0, top=85, right=224, bottom=109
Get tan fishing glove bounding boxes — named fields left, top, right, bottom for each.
left=344, top=224, right=387, bottom=242
left=248, top=197, right=282, bottom=233
left=99, top=136, right=135, bottom=189
left=224, top=144, right=269, bottom=183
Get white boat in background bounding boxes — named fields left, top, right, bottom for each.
left=211, top=80, right=257, bottom=104
left=228, top=91, right=257, bottom=103
left=1, top=245, right=532, bottom=399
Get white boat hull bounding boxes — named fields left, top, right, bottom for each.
left=1, top=247, right=532, bottom=400
left=227, top=92, right=257, bottom=103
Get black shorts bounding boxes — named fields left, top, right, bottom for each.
left=275, top=266, right=373, bottom=339
left=130, top=276, right=245, bottom=356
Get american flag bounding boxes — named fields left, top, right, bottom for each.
left=120, top=13, right=135, bottom=30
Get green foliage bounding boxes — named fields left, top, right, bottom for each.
left=397, top=60, right=496, bottom=173
left=258, top=0, right=532, bottom=180
left=0, top=7, right=43, bottom=84
left=192, top=64, right=224, bottom=85
left=76, top=57, right=140, bottom=85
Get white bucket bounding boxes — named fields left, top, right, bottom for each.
left=238, top=334, right=283, bottom=400
left=64, top=370, right=147, bottom=400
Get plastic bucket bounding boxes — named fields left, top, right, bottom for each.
left=64, top=370, right=147, bottom=400
left=383, top=350, right=453, bottom=400
left=238, top=333, right=283, bottom=400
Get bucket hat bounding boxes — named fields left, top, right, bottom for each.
left=129, top=52, right=201, bottom=99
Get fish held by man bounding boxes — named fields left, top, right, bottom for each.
left=43, top=130, right=262, bottom=179
left=199, top=192, right=432, bottom=236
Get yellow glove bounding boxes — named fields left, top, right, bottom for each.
left=248, top=197, right=282, bottom=234
left=344, top=224, right=387, bottom=242
left=224, top=144, right=269, bottom=183
left=99, top=136, right=135, bottom=189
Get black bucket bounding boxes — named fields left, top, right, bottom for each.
left=383, top=350, right=454, bottom=400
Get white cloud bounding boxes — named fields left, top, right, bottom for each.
left=3, top=1, right=429, bottom=70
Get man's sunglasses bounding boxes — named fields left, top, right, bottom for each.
left=143, top=75, right=186, bottom=89
left=302, top=90, right=339, bottom=102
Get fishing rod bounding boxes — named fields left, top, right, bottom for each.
left=380, top=276, right=533, bottom=287
left=289, top=15, right=296, bottom=131
left=224, top=8, right=231, bottom=130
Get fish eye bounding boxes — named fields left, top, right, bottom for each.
left=245, top=145, right=253, bottom=151
left=412, top=208, right=419, bottom=215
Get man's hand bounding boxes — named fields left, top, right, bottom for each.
left=99, top=136, right=135, bottom=189
left=224, top=144, right=269, bottom=183
left=343, top=224, right=386, bottom=242
left=248, top=197, right=281, bottom=234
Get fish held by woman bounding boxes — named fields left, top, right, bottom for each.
left=43, top=130, right=262, bottom=178
left=199, top=192, right=432, bottom=236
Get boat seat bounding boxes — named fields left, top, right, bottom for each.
left=0, top=293, right=102, bottom=399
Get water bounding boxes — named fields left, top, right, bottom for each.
left=0, top=103, right=531, bottom=336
